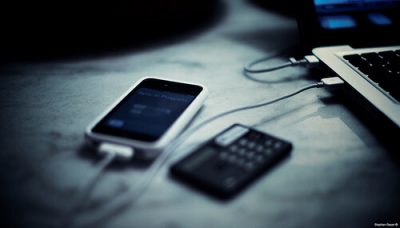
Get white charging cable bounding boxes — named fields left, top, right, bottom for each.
left=61, top=143, right=134, bottom=228
left=244, top=55, right=320, bottom=74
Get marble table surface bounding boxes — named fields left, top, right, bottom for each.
left=0, top=0, right=399, bottom=227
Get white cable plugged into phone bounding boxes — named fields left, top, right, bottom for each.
left=98, top=143, right=134, bottom=161
left=244, top=54, right=320, bottom=74
left=68, top=76, right=345, bottom=228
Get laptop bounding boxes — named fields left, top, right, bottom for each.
left=297, top=0, right=400, bottom=128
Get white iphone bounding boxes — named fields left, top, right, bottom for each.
left=85, top=77, right=208, bottom=154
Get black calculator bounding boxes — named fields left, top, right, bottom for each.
left=170, top=124, right=292, bottom=199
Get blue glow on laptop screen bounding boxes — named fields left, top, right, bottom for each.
left=314, top=0, right=400, bottom=29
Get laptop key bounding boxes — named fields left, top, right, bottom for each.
left=378, top=51, right=400, bottom=63
left=386, top=62, right=400, bottom=73
left=354, top=59, right=372, bottom=70
left=361, top=52, right=385, bottom=66
left=358, top=62, right=376, bottom=76
left=367, top=67, right=387, bottom=83
left=343, top=54, right=361, bottom=61
left=344, top=54, right=366, bottom=67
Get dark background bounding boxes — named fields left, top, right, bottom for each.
left=0, top=0, right=224, bottom=61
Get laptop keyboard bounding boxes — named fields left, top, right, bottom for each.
left=343, top=49, right=400, bottom=102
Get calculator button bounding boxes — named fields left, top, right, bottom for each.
left=247, top=141, right=256, bottom=149
left=239, top=138, right=248, bottom=146
left=246, top=152, right=255, bottom=159
left=265, top=139, right=274, bottom=146
left=238, top=147, right=247, bottom=155
left=229, top=145, right=238, bottom=152
left=264, top=148, right=273, bottom=155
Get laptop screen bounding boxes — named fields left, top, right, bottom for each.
left=297, top=0, right=400, bottom=51
left=313, top=0, right=400, bottom=30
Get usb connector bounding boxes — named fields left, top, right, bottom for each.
left=321, top=76, right=345, bottom=86
left=304, top=55, right=320, bottom=66
left=320, top=77, right=345, bottom=90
